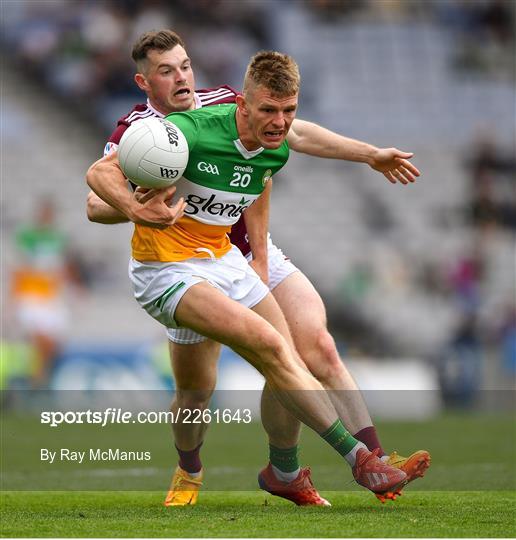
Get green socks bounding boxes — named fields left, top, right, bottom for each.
left=320, top=419, right=361, bottom=460
left=269, top=443, right=300, bottom=473
left=269, top=419, right=365, bottom=481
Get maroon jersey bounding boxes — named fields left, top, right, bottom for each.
left=104, top=85, right=252, bottom=256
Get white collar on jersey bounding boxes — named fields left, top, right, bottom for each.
left=233, top=139, right=265, bottom=160
left=146, top=94, right=202, bottom=115
left=146, top=99, right=164, bottom=117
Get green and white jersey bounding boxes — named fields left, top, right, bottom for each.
left=12, top=226, right=68, bottom=300
left=172, top=104, right=288, bottom=224
left=132, top=103, right=289, bottom=262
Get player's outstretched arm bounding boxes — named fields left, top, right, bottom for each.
left=86, top=152, right=186, bottom=229
left=244, top=180, right=272, bottom=285
left=288, top=119, right=420, bottom=185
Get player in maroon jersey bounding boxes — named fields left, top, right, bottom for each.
left=87, top=30, right=429, bottom=506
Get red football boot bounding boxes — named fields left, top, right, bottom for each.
left=258, top=465, right=331, bottom=506
left=352, top=448, right=407, bottom=501
left=373, top=449, right=431, bottom=502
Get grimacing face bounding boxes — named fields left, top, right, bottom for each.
left=237, top=86, right=298, bottom=150
left=135, top=45, right=196, bottom=114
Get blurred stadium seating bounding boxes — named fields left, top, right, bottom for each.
left=1, top=0, right=514, bottom=402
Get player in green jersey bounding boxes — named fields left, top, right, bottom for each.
left=87, top=31, right=429, bottom=508
left=87, top=50, right=410, bottom=501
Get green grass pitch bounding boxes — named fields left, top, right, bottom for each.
left=1, top=413, right=515, bottom=537
left=2, top=491, right=515, bottom=538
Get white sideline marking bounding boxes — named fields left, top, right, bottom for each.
left=5, top=465, right=246, bottom=481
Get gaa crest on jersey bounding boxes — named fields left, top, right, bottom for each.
left=262, top=169, right=272, bottom=186
left=103, top=142, right=118, bottom=156
left=197, top=161, right=220, bottom=175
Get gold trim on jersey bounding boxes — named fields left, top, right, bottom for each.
left=132, top=216, right=232, bottom=262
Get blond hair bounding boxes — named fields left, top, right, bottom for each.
left=243, top=51, right=300, bottom=98
left=132, top=30, right=186, bottom=72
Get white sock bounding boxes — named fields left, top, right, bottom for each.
left=271, top=465, right=300, bottom=483
left=344, top=442, right=368, bottom=467
left=186, top=470, right=202, bottom=478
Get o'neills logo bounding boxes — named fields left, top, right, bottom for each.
left=234, top=164, right=254, bottom=173
left=185, top=194, right=252, bottom=218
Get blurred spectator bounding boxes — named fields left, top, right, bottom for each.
left=8, top=199, right=87, bottom=388
left=499, top=306, right=516, bottom=375
left=479, top=0, right=514, bottom=45
left=470, top=132, right=516, bottom=176
left=467, top=132, right=516, bottom=231
left=438, top=314, right=483, bottom=408
left=440, top=0, right=515, bottom=79
left=469, top=167, right=501, bottom=230
left=447, top=244, right=485, bottom=314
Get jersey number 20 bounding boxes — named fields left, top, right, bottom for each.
left=230, top=172, right=251, bottom=188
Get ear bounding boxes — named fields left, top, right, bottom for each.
left=236, top=94, right=249, bottom=116
left=134, top=73, right=149, bottom=92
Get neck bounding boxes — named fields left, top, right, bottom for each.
left=235, top=107, right=261, bottom=151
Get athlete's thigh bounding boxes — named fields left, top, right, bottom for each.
left=272, top=271, right=327, bottom=347
left=169, top=339, right=220, bottom=391
left=250, top=291, right=299, bottom=355
left=174, top=281, right=277, bottom=352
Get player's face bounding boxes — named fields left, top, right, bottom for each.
left=243, top=87, right=298, bottom=150
left=137, top=45, right=195, bottom=114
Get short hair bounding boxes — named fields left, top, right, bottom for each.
left=132, top=30, right=186, bottom=71
left=243, top=51, right=300, bottom=98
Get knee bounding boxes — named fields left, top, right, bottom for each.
left=303, top=328, right=344, bottom=384
left=174, top=385, right=215, bottom=411
left=254, top=328, right=292, bottom=372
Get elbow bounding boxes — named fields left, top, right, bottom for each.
left=86, top=192, right=97, bottom=222
left=86, top=157, right=110, bottom=191
left=85, top=161, right=99, bottom=190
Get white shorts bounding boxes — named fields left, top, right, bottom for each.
left=15, top=299, right=68, bottom=338
left=129, top=245, right=269, bottom=335
left=167, top=236, right=298, bottom=344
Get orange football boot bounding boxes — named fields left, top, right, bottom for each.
left=164, top=466, right=203, bottom=507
